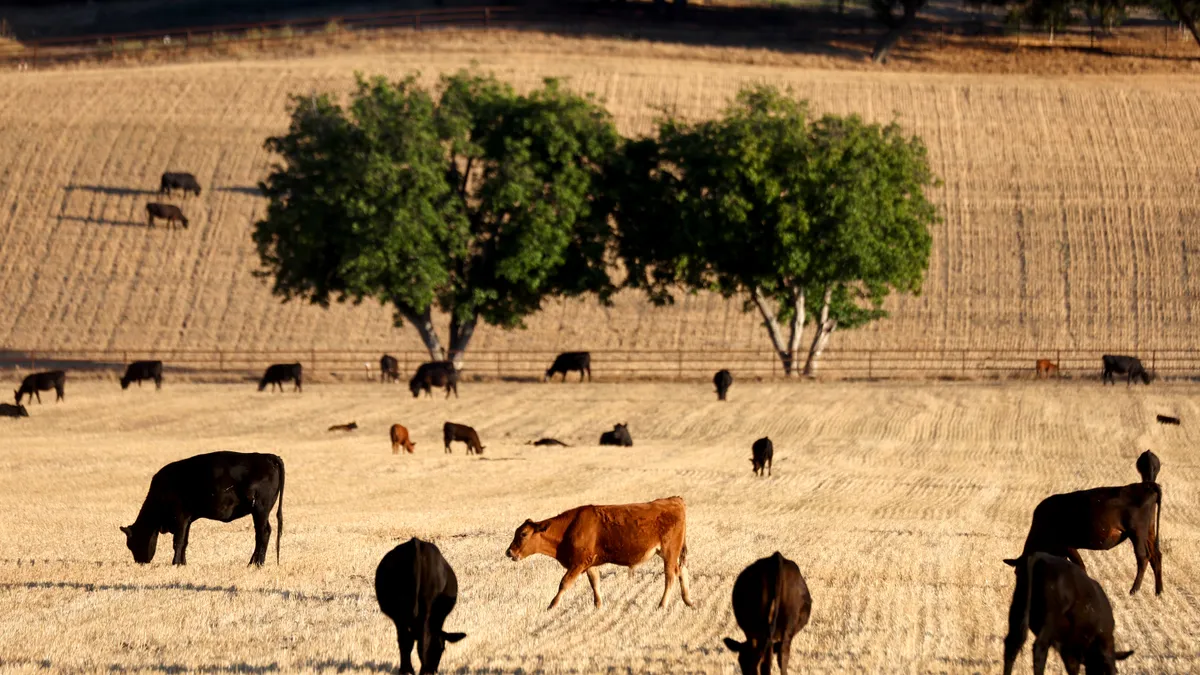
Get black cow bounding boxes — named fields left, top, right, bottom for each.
left=120, top=451, right=284, bottom=566
left=375, top=538, right=466, bottom=674
left=121, top=360, right=163, bottom=390
left=545, top=352, right=591, bottom=382
left=599, top=422, right=633, bottom=447
left=259, top=363, right=302, bottom=392
left=443, top=422, right=484, bottom=455
left=751, top=437, right=774, bottom=477
left=15, top=370, right=65, bottom=404
left=146, top=203, right=189, bottom=229
left=713, top=369, right=733, bottom=401
left=410, top=361, right=458, bottom=399
left=724, top=552, right=812, bottom=675
left=1014, top=482, right=1162, bottom=595
left=1101, top=355, right=1152, bottom=386
left=381, top=354, right=401, bottom=384
left=160, top=172, right=202, bottom=197
left=0, top=403, right=29, bottom=418
left=1002, top=553, right=1134, bottom=675
left=1136, top=450, right=1160, bottom=484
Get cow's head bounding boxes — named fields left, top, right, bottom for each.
left=1142, top=370, right=1154, bottom=385
left=417, top=627, right=466, bottom=674
left=12, top=389, right=19, bottom=405
left=409, top=378, right=422, bottom=398
left=120, top=524, right=158, bottom=564
left=120, top=377, right=131, bottom=390
left=506, top=519, right=550, bottom=561
left=723, top=637, right=778, bottom=675
left=1085, top=647, right=1134, bottom=674
left=544, top=367, right=554, bottom=381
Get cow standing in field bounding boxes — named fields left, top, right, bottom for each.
left=121, top=360, right=163, bottom=390
left=391, top=424, right=416, bottom=454
left=713, top=369, right=733, bottom=401
left=1136, top=450, right=1160, bottom=484
left=1101, top=355, right=1152, bottom=386
left=723, top=552, right=812, bottom=675
left=0, top=403, right=29, bottom=418
left=375, top=538, right=466, bottom=675
left=1013, top=482, right=1163, bottom=595
left=599, top=422, right=632, bottom=447
left=751, top=437, right=773, bottom=477
left=545, top=352, right=591, bottom=382
left=15, top=370, right=65, bottom=405
left=1035, top=359, right=1059, bottom=378
left=506, top=496, right=694, bottom=610
left=381, top=354, right=401, bottom=384
left=146, top=203, right=188, bottom=230
left=120, top=451, right=284, bottom=566
left=160, top=172, right=202, bottom=197
left=1002, top=553, right=1134, bottom=675
left=443, top=422, right=483, bottom=455
left=259, top=363, right=302, bottom=392
left=410, top=362, right=458, bottom=399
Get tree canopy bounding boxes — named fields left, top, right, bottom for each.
left=253, top=71, right=620, bottom=364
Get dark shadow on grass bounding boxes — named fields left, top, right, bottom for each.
left=215, top=186, right=263, bottom=196
left=301, top=660, right=395, bottom=674
left=2, top=579, right=363, bottom=604
left=106, top=662, right=280, bottom=674
left=57, top=215, right=146, bottom=228
left=65, top=184, right=158, bottom=197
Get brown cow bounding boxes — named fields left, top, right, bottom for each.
left=1036, top=359, right=1059, bottom=378
left=506, top=496, right=693, bottom=610
left=390, top=424, right=416, bottom=454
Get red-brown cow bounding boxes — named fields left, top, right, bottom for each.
left=506, top=496, right=693, bottom=610
left=391, top=424, right=416, bottom=454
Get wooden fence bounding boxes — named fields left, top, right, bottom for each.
left=2, top=348, right=1197, bottom=383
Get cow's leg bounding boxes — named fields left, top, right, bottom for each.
left=1064, top=548, right=1086, bottom=572
left=249, top=509, right=271, bottom=567
left=678, top=556, right=693, bottom=607
left=777, top=635, right=793, bottom=674
left=396, top=624, right=416, bottom=675
left=172, top=518, right=191, bottom=565
left=1031, top=634, right=1051, bottom=675
left=1130, top=534, right=1150, bottom=595
left=1151, top=527, right=1164, bottom=595
left=1059, top=651, right=1081, bottom=675
left=34, top=390, right=41, bottom=404
left=548, top=564, right=587, bottom=610
left=585, top=567, right=602, bottom=608
left=768, top=457, right=772, bottom=477
left=658, top=549, right=684, bottom=608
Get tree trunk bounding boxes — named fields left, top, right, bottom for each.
left=1170, top=0, right=1200, bottom=49
left=448, top=313, right=478, bottom=370
left=752, top=286, right=804, bottom=376
left=398, top=306, right=447, bottom=362
left=872, top=4, right=919, bottom=63
left=802, top=287, right=837, bottom=377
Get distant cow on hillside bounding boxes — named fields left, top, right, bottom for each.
left=259, top=363, right=302, bottom=393
left=713, top=369, right=733, bottom=401
left=121, top=361, right=163, bottom=390
left=599, top=422, right=632, bottom=447
left=160, top=172, right=201, bottom=197
left=328, top=422, right=358, bottom=432
left=146, top=203, right=188, bottom=230
left=391, top=424, right=416, bottom=454
left=121, top=451, right=284, bottom=566
left=375, top=538, right=466, bottom=674
left=751, top=437, right=773, bottom=477
left=0, top=403, right=29, bottom=418
left=443, top=422, right=484, bottom=455
left=1035, top=359, right=1058, bottom=378
left=545, top=352, right=591, bottom=382
left=410, top=361, right=458, bottom=399
left=1101, top=355, right=1152, bottom=386
left=15, top=370, right=66, bottom=405
left=380, top=354, right=401, bottom=384
left=724, top=552, right=812, bottom=675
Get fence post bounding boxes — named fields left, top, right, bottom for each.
left=311, top=348, right=317, bottom=377
left=961, top=350, right=966, bottom=376
left=1056, top=349, right=1061, bottom=379
left=186, top=31, right=191, bottom=51
left=485, top=7, right=491, bottom=27
left=31, top=44, right=37, bottom=68
left=218, top=350, right=223, bottom=373
left=868, top=351, right=873, bottom=380
left=677, top=350, right=684, bottom=380
left=415, top=14, right=421, bottom=31
left=1151, top=350, right=1156, bottom=376
left=111, top=36, right=116, bottom=59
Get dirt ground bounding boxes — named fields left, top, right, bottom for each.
left=0, top=381, right=1195, bottom=673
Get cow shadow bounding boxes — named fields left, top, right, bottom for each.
left=105, top=662, right=280, bottom=674
left=300, top=660, right=395, bottom=673
left=216, top=186, right=263, bottom=196
left=65, top=184, right=158, bottom=197
left=57, top=215, right=146, bottom=228
left=3, top=579, right=362, bottom=604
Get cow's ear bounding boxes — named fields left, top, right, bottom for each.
left=120, top=526, right=131, bottom=536
left=533, top=521, right=550, bottom=533
left=442, top=631, right=466, bottom=643
left=1114, top=650, right=1134, bottom=661
left=723, top=638, right=744, bottom=653
left=1003, top=558, right=1020, bottom=567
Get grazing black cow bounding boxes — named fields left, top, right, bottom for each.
left=375, top=538, right=466, bottom=675
left=410, top=361, right=458, bottom=399
left=599, top=422, right=633, bottom=447
left=15, top=370, right=65, bottom=405
left=545, top=352, right=591, bottom=382
left=121, top=451, right=284, bottom=566
left=528, top=438, right=570, bottom=447
left=121, top=360, right=163, bottom=390
left=381, top=354, right=401, bottom=384
left=1101, top=355, right=1151, bottom=386
left=160, top=172, right=202, bottom=197
left=1002, top=553, right=1134, bottom=675
left=0, top=403, right=29, bottom=418
left=751, top=437, right=774, bottom=477
left=146, top=203, right=189, bottom=229
left=1015, top=482, right=1163, bottom=595
left=724, top=552, right=812, bottom=675
left=443, top=422, right=484, bottom=455
left=1136, top=450, right=1160, bottom=484
left=259, top=363, right=302, bottom=392
left=713, top=369, right=733, bottom=401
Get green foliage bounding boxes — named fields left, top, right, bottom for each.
left=254, top=71, right=619, bottom=360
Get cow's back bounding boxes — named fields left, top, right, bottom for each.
left=151, top=451, right=282, bottom=517
left=731, top=553, right=811, bottom=642
left=579, top=498, right=686, bottom=561
left=376, top=538, right=456, bottom=621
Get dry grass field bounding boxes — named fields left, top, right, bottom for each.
left=0, top=35, right=1199, bottom=358
left=0, top=380, right=1197, bottom=673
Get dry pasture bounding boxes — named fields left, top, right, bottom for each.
left=0, top=380, right=1197, bottom=673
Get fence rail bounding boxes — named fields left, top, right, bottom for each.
left=2, top=348, right=1197, bottom=383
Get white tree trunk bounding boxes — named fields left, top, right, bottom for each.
left=448, top=314, right=478, bottom=370
left=398, top=307, right=447, bottom=362
left=752, top=286, right=804, bottom=376
left=803, top=287, right=836, bottom=377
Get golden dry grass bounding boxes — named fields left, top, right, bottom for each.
left=0, top=36, right=1199, bottom=358
left=0, top=380, right=1196, bottom=673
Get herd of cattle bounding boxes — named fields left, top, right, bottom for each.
left=3, top=350, right=1170, bottom=673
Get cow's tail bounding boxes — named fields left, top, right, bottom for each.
left=1152, top=482, right=1163, bottom=550
left=1003, top=556, right=1034, bottom=669
left=680, top=541, right=688, bottom=568
left=275, top=456, right=285, bottom=564
left=767, top=552, right=785, bottom=637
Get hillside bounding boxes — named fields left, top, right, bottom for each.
left=1, top=36, right=1199, bottom=356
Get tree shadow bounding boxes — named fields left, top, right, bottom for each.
left=65, top=184, right=158, bottom=197
left=106, top=663, right=280, bottom=674
left=57, top=215, right=146, bottom=228
left=2, top=579, right=363, bottom=604
left=215, top=186, right=263, bottom=196
left=301, top=660, right=395, bottom=674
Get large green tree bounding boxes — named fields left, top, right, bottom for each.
left=614, top=85, right=938, bottom=376
left=253, top=72, right=620, bottom=365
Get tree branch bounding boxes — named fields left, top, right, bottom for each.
left=396, top=305, right=446, bottom=362
left=751, top=286, right=796, bottom=375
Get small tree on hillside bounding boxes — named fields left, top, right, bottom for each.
left=253, top=72, right=620, bottom=366
left=614, top=85, right=938, bottom=376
